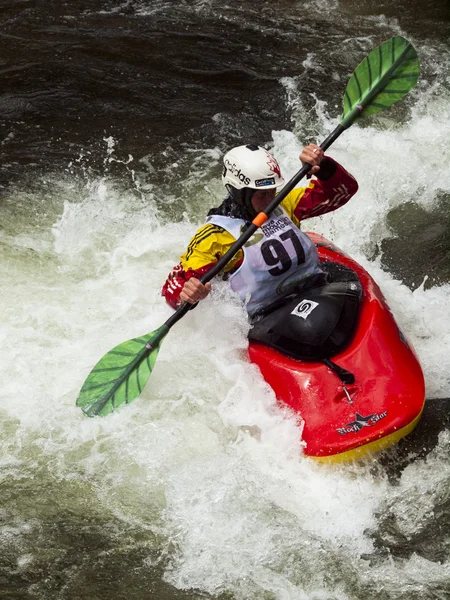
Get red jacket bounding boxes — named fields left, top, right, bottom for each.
left=162, top=158, right=358, bottom=309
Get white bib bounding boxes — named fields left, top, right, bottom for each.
left=207, top=207, right=322, bottom=315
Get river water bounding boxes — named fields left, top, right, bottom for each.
left=1, top=1, right=450, bottom=599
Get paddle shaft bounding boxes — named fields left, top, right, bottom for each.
left=76, top=36, right=421, bottom=417
left=164, top=123, right=347, bottom=330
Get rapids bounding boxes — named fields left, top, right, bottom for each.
left=1, top=1, right=450, bottom=598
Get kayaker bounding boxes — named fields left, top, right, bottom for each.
left=162, top=143, right=358, bottom=316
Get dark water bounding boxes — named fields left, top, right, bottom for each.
left=1, top=1, right=450, bottom=599
left=2, top=0, right=450, bottom=282
left=1, top=0, right=448, bottom=174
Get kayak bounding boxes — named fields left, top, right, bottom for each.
left=247, top=233, right=426, bottom=463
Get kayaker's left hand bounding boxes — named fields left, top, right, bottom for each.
left=300, top=144, right=324, bottom=175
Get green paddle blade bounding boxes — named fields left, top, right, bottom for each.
left=341, top=36, right=420, bottom=129
left=76, top=324, right=169, bottom=417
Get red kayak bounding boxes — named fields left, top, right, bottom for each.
left=248, top=233, right=425, bottom=463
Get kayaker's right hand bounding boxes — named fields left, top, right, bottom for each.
left=300, top=144, right=324, bottom=175
left=180, top=277, right=211, bottom=304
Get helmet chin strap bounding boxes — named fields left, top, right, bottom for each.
left=244, top=188, right=259, bottom=220
left=226, top=185, right=257, bottom=222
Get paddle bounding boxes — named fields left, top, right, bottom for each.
left=77, top=35, right=420, bottom=417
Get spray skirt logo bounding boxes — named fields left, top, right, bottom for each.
left=291, top=299, right=319, bottom=320
left=336, top=411, right=388, bottom=435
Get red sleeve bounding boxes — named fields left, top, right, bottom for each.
left=161, top=263, right=216, bottom=309
left=293, top=159, right=358, bottom=221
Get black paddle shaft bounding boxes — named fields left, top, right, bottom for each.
left=164, top=124, right=346, bottom=330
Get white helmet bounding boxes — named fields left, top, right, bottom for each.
left=222, top=144, right=285, bottom=191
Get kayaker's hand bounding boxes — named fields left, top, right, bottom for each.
left=180, top=277, right=211, bottom=304
left=300, top=144, right=324, bottom=175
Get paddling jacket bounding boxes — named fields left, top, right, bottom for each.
left=162, top=157, right=358, bottom=311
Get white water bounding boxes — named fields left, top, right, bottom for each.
left=2, top=83, right=450, bottom=600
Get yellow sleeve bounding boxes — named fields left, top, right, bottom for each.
left=180, top=223, right=243, bottom=274
left=280, top=183, right=314, bottom=227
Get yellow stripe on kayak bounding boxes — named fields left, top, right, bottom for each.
left=310, top=406, right=425, bottom=464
